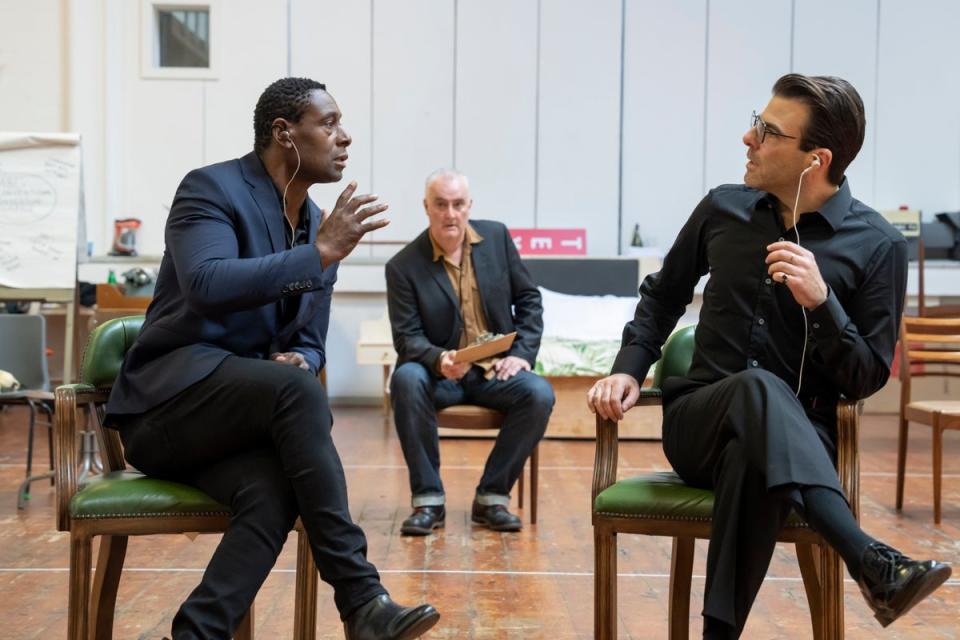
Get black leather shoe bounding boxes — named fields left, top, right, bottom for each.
left=471, top=501, right=522, bottom=532
left=856, top=542, right=952, bottom=627
left=400, top=506, right=445, bottom=536
left=344, top=594, right=440, bottom=640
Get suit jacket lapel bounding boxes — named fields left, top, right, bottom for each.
left=239, top=152, right=285, bottom=253
left=470, top=231, right=496, bottom=326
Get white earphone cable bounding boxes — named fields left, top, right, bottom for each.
left=281, top=140, right=301, bottom=221
left=791, top=168, right=810, bottom=397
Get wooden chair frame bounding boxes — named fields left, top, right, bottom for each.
left=592, top=392, right=861, bottom=639
left=55, top=385, right=317, bottom=640
left=895, top=316, right=960, bottom=524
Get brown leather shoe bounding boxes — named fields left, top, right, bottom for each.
left=857, top=542, right=952, bottom=627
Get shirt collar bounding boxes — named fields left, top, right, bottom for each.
left=816, top=177, right=852, bottom=231
left=754, top=177, right=852, bottom=232
left=429, top=223, right=483, bottom=262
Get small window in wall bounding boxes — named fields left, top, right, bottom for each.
left=141, top=1, right=219, bottom=79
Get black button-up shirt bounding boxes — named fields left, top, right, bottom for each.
left=277, top=190, right=310, bottom=327
left=612, top=179, right=908, bottom=402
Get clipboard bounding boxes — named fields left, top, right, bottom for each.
left=452, top=332, right=517, bottom=364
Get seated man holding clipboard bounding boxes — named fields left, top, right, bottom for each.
left=385, top=169, right=555, bottom=535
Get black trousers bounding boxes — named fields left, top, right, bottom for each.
left=661, top=369, right=844, bottom=636
left=118, top=356, right=385, bottom=640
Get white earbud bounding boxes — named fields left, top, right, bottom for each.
left=810, top=155, right=821, bottom=168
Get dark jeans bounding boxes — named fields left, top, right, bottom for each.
left=118, top=356, right=385, bottom=640
left=390, top=362, right=554, bottom=506
left=662, top=369, right=844, bottom=637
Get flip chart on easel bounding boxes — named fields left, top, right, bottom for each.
left=0, top=133, right=83, bottom=289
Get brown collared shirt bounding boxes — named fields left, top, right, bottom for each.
left=429, top=223, right=500, bottom=378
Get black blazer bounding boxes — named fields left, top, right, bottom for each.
left=106, top=152, right=336, bottom=418
left=385, top=219, right=543, bottom=375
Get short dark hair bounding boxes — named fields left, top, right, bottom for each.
left=772, top=74, right=865, bottom=185
left=253, top=77, right=327, bottom=154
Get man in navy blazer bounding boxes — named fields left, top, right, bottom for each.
left=107, top=78, right=439, bottom=640
left=386, top=169, right=554, bottom=536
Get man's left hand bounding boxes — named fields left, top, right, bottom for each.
left=494, top=356, right=530, bottom=381
left=269, top=352, right=310, bottom=371
left=766, top=241, right=828, bottom=309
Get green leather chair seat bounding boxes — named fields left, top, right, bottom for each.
left=594, top=471, right=808, bottom=528
left=70, top=471, right=230, bottom=519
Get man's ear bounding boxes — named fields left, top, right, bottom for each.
left=816, top=148, right=833, bottom=170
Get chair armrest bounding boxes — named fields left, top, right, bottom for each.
left=835, top=399, right=862, bottom=521
left=53, top=384, right=106, bottom=532
left=592, top=388, right=665, bottom=501
left=634, top=387, right=663, bottom=406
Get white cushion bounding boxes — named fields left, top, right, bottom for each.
left=538, top=286, right=638, bottom=341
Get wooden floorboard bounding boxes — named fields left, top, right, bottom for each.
left=0, top=404, right=957, bottom=638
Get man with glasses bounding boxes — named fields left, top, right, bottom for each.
left=588, top=74, right=951, bottom=637
left=386, top=169, right=554, bottom=536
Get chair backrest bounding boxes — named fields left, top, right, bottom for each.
left=652, top=325, right=696, bottom=388
left=80, top=315, right=146, bottom=388
left=0, top=314, right=50, bottom=391
left=899, top=316, right=960, bottom=401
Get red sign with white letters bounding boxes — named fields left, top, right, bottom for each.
left=510, top=228, right=587, bottom=255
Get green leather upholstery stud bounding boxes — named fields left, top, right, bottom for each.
left=70, top=471, right=230, bottom=519
left=595, top=471, right=713, bottom=520
left=594, top=471, right=807, bottom=527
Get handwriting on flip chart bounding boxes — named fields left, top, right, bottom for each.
left=0, top=133, right=82, bottom=289
left=0, top=172, right=58, bottom=225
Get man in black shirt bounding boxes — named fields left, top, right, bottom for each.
left=587, top=74, right=951, bottom=637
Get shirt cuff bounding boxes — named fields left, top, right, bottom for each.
left=435, top=350, right=448, bottom=375
left=611, top=345, right=652, bottom=384
left=807, top=287, right=848, bottom=340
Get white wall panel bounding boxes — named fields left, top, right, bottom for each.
left=69, top=0, right=107, bottom=252
left=0, top=0, right=63, bottom=131
left=204, top=0, right=286, bottom=165
left=117, top=1, right=203, bottom=256
left=537, top=0, right=622, bottom=255
left=704, top=0, right=791, bottom=190
left=621, top=0, right=707, bottom=253
left=793, top=0, right=879, bottom=207
left=371, top=0, right=455, bottom=242
left=875, top=0, right=960, bottom=214
left=326, top=293, right=391, bottom=401
left=292, top=0, right=375, bottom=248
left=455, top=0, right=538, bottom=228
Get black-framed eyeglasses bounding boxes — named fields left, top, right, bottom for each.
left=751, top=111, right=798, bottom=144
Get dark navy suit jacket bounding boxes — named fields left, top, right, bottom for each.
left=106, top=152, right=337, bottom=418
left=384, top=220, right=543, bottom=376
